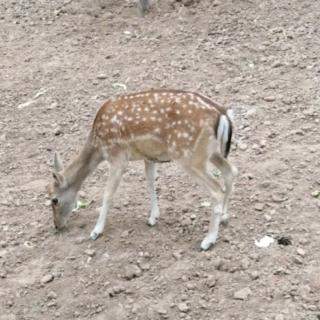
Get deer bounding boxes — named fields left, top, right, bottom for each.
left=47, top=89, right=237, bottom=250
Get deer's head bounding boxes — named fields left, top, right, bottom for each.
left=47, top=152, right=78, bottom=230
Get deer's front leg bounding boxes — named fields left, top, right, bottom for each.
left=90, top=159, right=127, bottom=240
left=144, top=160, right=160, bottom=226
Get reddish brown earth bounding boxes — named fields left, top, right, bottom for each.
left=1, top=0, right=320, bottom=319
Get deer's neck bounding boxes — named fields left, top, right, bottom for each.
left=64, top=139, right=102, bottom=191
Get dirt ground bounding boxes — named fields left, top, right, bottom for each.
left=1, top=0, right=320, bottom=319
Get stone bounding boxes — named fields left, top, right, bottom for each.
left=107, top=285, right=125, bottom=297
left=249, top=270, right=259, bottom=280
left=97, top=74, right=107, bottom=80
left=155, top=306, right=168, bottom=316
left=84, top=249, right=96, bottom=257
left=293, top=256, right=303, bottom=265
left=233, top=287, right=252, bottom=300
left=297, top=248, right=306, bottom=257
left=238, top=142, right=248, bottom=151
left=123, top=264, right=142, bottom=280
left=178, top=302, right=189, bottom=313
left=240, top=258, right=250, bottom=270
left=41, top=274, right=54, bottom=285
left=254, top=203, right=265, bottom=211
left=263, top=96, right=276, bottom=102
left=47, top=291, right=57, bottom=299
left=206, top=275, right=217, bottom=288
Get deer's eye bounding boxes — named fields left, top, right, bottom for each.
left=51, top=198, right=58, bottom=205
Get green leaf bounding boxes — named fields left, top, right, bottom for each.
left=73, top=200, right=93, bottom=212
left=112, top=82, right=127, bottom=90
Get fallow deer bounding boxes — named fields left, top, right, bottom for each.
left=47, top=89, right=237, bottom=250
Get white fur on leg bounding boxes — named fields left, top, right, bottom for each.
left=89, top=160, right=126, bottom=241
left=200, top=204, right=223, bottom=251
left=148, top=207, right=160, bottom=226
left=90, top=203, right=109, bottom=240
left=145, top=161, right=160, bottom=226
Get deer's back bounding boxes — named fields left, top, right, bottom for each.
left=92, top=90, right=225, bottom=161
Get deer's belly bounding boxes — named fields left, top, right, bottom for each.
left=128, top=139, right=171, bottom=163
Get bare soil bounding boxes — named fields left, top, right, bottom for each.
left=1, top=0, right=320, bottom=319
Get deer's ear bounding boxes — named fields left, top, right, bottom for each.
left=54, top=152, right=64, bottom=172
left=52, top=171, right=65, bottom=186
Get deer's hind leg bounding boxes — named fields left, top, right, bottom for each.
left=177, top=136, right=226, bottom=251
left=210, top=154, right=237, bottom=224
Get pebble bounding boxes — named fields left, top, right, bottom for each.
left=47, top=291, right=57, bottom=299
left=107, top=285, right=125, bottom=297
left=84, top=249, right=96, bottom=257
left=139, top=263, right=150, bottom=271
left=272, top=193, right=287, bottom=203
left=254, top=203, right=265, bottom=211
left=263, top=96, right=276, bottom=102
left=206, top=275, right=217, bottom=288
left=249, top=270, right=259, bottom=280
left=0, top=270, right=7, bottom=278
left=155, top=306, right=168, bottom=316
left=186, top=283, right=196, bottom=290
left=172, top=251, right=183, bottom=260
left=41, top=274, right=54, bottom=285
left=233, top=287, right=252, bottom=300
left=293, top=256, right=303, bottom=265
left=97, top=74, right=107, bottom=80
left=47, top=300, right=57, bottom=307
left=123, top=264, right=142, bottom=280
left=238, top=142, right=248, bottom=151
left=178, top=302, right=190, bottom=313
left=240, top=258, right=250, bottom=270
left=297, top=248, right=306, bottom=257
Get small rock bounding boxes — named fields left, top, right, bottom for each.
left=41, top=274, right=54, bottom=285
left=121, top=230, right=130, bottom=238
left=139, top=263, right=150, bottom=271
left=254, top=203, right=265, bottom=211
left=47, top=291, right=57, bottom=299
left=213, top=257, right=223, bottom=270
left=107, top=285, right=125, bottom=297
left=263, top=96, right=276, bottom=102
left=264, top=214, right=272, bottom=221
left=47, top=300, right=57, bottom=307
left=272, top=193, right=287, bottom=203
left=293, top=256, right=303, bottom=265
left=123, top=264, right=142, bottom=280
left=0, top=270, right=7, bottom=278
left=238, top=142, right=248, bottom=151
left=84, top=249, right=96, bottom=257
left=248, top=270, right=259, bottom=280
left=297, top=248, right=306, bottom=257
left=178, top=302, right=189, bottom=313
left=97, top=74, right=107, bottom=80
left=233, top=287, right=252, bottom=300
left=206, top=275, right=217, bottom=288
left=155, top=306, right=168, bottom=316
left=240, top=258, right=250, bottom=270
left=54, top=128, right=63, bottom=136
left=186, top=282, right=196, bottom=290
left=172, top=251, right=182, bottom=260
